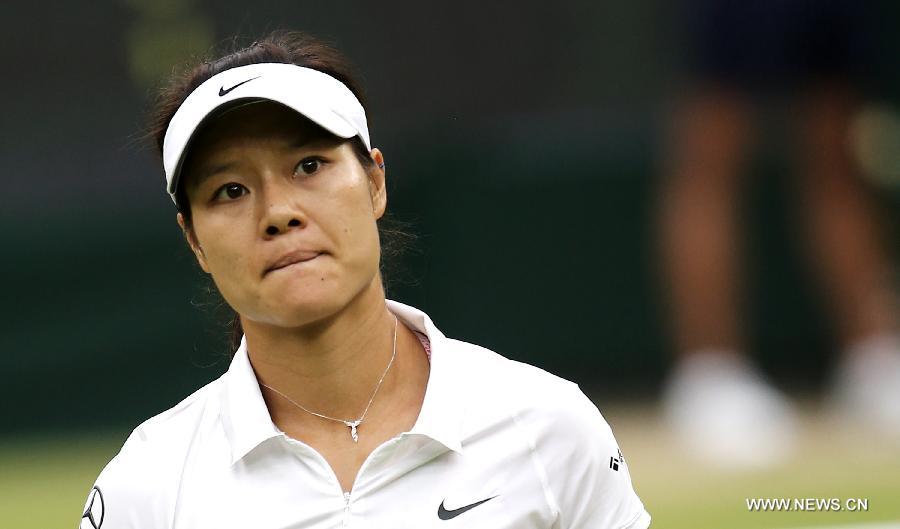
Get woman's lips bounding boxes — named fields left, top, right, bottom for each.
left=264, top=250, right=322, bottom=275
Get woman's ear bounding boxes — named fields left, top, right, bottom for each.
left=176, top=212, right=210, bottom=274
left=368, top=148, right=387, bottom=219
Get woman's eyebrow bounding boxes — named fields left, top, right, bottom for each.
left=289, top=136, right=342, bottom=150
left=190, top=161, right=239, bottom=190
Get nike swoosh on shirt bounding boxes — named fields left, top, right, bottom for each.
left=218, top=76, right=260, bottom=96
left=437, top=495, right=498, bottom=520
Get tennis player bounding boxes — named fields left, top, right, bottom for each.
left=80, top=31, right=651, bottom=529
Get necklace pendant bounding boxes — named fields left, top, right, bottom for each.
left=344, top=420, right=361, bottom=443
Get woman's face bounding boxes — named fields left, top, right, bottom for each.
left=177, top=101, right=386, bottom=327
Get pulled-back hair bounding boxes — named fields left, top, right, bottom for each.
left=149, top=31, right=412, bottom=354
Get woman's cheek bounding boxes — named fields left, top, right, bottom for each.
left=204, top=247, right=250, bottom=301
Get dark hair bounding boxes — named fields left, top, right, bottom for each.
left=149, top=31, right=413, bottom=354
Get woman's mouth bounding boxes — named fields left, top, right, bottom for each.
left=264, top=250, right=322, bottom=275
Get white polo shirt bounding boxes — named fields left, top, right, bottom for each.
left=82, top=299, right=651, bottom=529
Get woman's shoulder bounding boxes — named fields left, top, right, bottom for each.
left=109, top=377, right=223, bottom=467
left=445, top=337, right=585, bottom=394
left=80, top=377, right=226, bottom=527
left=108, top=379, right=222, bottom=466
left=127, top=377, right=225, bottom=451
left=444, top=337, right=608, bottom=430
left=445, top=338, right=649, bottom=528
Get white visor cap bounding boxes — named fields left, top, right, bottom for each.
left=162, top=62, right=371, bottom=203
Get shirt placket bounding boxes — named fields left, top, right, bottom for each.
left=282, top=433, right=410, bottom=528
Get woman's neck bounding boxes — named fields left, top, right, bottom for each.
left=241, top=278, right=408, bottom=425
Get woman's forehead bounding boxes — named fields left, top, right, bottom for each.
left=180, top=101, right=341, bottom=188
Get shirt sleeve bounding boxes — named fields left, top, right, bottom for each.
left=77, top=430, right=171, bottom=529
left=532, top=382, right=651, bottom=529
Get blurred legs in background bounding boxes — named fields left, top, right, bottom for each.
left=658, top=80, right=899, bottom=468
left=659, top=88, right=799, bottom=467
left=658, top=0, right=899, bottom=469
left=797, top=86, right=900, bottom=436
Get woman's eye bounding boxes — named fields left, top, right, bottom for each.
left=213, top=183, right=248, bottom=201
left=295, top=157, right=324, bottom=176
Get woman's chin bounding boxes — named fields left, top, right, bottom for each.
left=250, top=286, right=347, bottom=327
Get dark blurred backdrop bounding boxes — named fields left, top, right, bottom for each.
left=2, top=1, right=898, bottom=435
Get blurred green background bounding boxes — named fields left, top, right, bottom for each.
left=2, top=1, right=899, bottom=528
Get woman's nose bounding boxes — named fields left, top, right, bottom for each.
left=259, top=173, right=308, bottom=237
left=261, top=192, right=306, bottom=237
left=265, top=217, right=302, bottom=236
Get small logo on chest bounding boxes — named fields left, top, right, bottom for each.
left=437, top=495, right=498, bottom=520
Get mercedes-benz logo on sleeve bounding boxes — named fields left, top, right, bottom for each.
left=80, top=486, right=105, bottom=529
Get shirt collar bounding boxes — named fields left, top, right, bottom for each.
left=219, top=336, right=283, bottom=465
left=219, top=299, right=464, bottom=465
left=387, top=299, right=464, bottom=455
